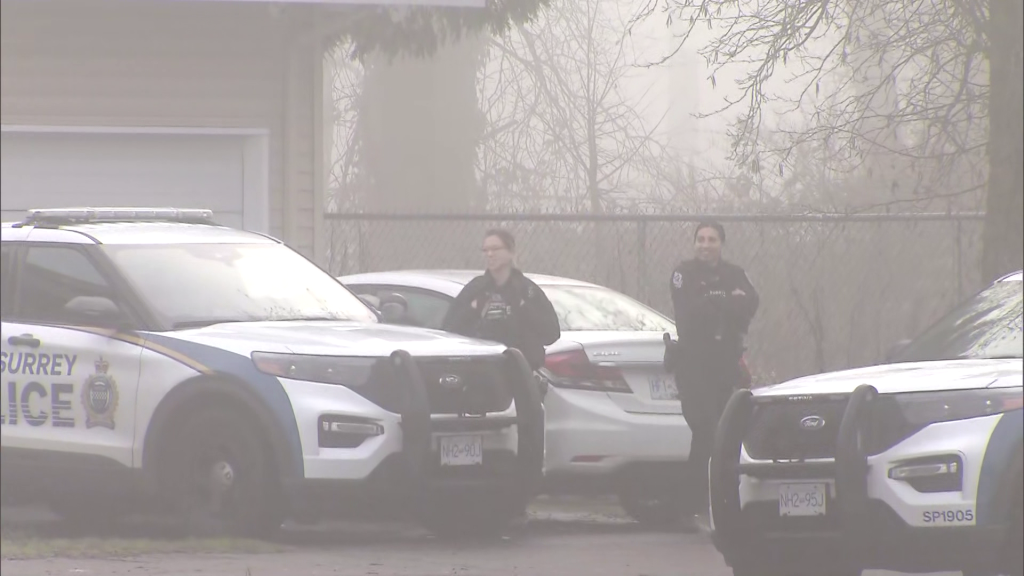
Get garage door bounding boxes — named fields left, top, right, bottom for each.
left=0, top=131, right=255, bottom=229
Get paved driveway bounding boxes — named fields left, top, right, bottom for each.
left=0, top=502, right=960, bottom=576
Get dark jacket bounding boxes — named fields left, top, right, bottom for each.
left=668, top=258, right=759, bottom=369
left=442, top=268, right=561, bottom=371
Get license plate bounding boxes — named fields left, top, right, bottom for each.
left=439, top=435, right=483, bottom=466
left=649, top=376, right=678, bottom=400
left=778, top=483, right=827, bottom=516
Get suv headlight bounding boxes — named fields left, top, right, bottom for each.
left=895, top=387, right=1023, bottom=426
left=251, top=351, right=376, bottom=387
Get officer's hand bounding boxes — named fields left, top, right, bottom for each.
left=663, top=335, right=680, bottom=374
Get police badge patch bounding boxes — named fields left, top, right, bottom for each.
left=82, top=357, right=119, bottom=430
left=672, top=271, right=683, bottom=288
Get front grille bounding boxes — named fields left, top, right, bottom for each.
left=355, top=355, right=514, bottom=415
left=416, top=356, right=514, bottom=415
left=743, top=395, right=922, bottom=461
left=744, top=398, right=848, bottom=460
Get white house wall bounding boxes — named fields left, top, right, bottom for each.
left=0, top=0, right=321, bottom=259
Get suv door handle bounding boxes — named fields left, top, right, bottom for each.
left=7, top=334, right=41, bottom=348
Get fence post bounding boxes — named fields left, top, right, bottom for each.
left=357, top=220, right=367, bottom=273
left=637, top=220, right=648, bottom=303
left=955, top=218, right=963, bottom=300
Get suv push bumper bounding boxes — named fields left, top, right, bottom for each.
left=709, top=385, right=1011, bottom=575
left=291, top=347, right=545, bottom=522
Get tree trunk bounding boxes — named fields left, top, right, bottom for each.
left=354, top=34, right=487, bottom=270
left=983, top=0, right=1024, bottom=283
left=358, top=34, right=486, bottom=213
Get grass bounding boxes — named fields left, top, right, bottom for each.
left=529, top=494, right=625, bottom=516
left=0, top=526, right=289, bottom=560
left=0, top=496, right=625, bottom=560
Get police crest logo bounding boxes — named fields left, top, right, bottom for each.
left=672, top=271, right=683, bottom=288
left=81, top=357, right=119, bottom=430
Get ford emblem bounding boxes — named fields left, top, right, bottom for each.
left=438, top=374, right=463, bottom=390
left=799, top=415, right=826, bottom=430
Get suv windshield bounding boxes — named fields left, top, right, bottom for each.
left=893, top=280, right=1023, bottom=362
left=103, top=243, right=378, bottom=328
left=543, top=285, right=675, bottom=332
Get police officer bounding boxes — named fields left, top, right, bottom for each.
left=442, top=228, right=561, bottom=372
left=666, top=220, right=758, bottom=528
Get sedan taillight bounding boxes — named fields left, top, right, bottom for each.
left=543, top=350, right=633, bottom=393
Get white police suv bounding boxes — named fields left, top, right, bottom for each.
left=0, top=208, right=544, bottom=538
left=709, top=270, right=1023, bottom=576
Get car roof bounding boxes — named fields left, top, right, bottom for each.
left=339, top=269, right=603, bottom=296
left=342, top=269, right=1024, bottom=302
left=1, top=208, right=279, bottom=246
left=1, top=221, right=277, bottom=245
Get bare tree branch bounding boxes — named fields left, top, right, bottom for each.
left=627, top=0, right=989, bottom=213
left=478, top=0, right=671, bottom=213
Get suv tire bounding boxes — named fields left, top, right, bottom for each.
left=1005, top=477, right=1024, bottom=576
left=158, top=402, right=284, bottom=539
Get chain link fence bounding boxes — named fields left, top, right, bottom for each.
left=325, top=212, right=985, bottom=385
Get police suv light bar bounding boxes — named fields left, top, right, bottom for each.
left=15, top=207, right=217, bottom=227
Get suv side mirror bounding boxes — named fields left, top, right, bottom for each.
left=64, top=296, right=131, bottom=330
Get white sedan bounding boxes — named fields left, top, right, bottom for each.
left=339, top=269, right=693, bottom=527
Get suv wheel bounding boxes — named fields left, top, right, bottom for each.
left=159, top=403, right=284, bottom=539
left=972, top=471, right=1024, bottom=576
left=1005, top=479, right=1024, bottom=576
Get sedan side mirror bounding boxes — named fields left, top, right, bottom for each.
left=378, top=292, right=413, bottom=325
left=380, top=302, right=408, bottom=324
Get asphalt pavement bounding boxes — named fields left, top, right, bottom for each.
left=0, top=502, right=961, bottom=576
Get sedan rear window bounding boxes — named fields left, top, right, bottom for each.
left=543, top=285, right=675, bottom=332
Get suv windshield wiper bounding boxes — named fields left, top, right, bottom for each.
left=171, top=319, right=245, bottom=330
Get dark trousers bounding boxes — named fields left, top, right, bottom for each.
left=676, top=359, right=742, bottom=515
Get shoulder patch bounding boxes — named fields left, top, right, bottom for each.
left=672, top=271, right=683, bottom=288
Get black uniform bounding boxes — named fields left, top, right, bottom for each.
left=667, top=258, right=759, bottom=514
left=442, top=268, right=561, bottom=371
